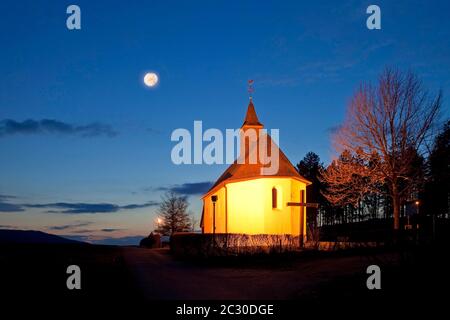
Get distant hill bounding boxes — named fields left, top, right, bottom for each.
left=0, top=229, right=87, bottom=245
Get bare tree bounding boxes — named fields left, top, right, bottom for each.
left=189, top=214, right=198, bottom=232
left=320, top=149, right=379, bottom=207
left=332, top=68, right=441, bottom=230
left=155, top=191, right=191, bottom=235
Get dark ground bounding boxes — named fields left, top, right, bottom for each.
left=0, top=243, right=141, bottom=309
left=1, top=242, right=448, bottom=316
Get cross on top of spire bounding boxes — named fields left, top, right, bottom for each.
left=247, top=79, right=254, bottom=99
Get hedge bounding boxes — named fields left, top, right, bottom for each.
left=170, top=233, right=301, bottom=257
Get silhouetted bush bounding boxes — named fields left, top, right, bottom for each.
left=139, top=232, right=161, bottom=248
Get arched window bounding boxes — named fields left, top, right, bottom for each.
left=272, top=187, right=277, bottom=209
left=272, top=186, right=282, bottom=209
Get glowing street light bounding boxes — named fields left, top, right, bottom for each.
left=154, top=217, right=163, bottom=232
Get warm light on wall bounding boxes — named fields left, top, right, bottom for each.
left=203, top=177, right=307, bottom=236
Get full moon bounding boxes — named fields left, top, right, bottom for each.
left=144, top=72, right=158, bottom=87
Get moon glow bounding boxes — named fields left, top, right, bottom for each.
left=144, top=72, right=159, bottom=87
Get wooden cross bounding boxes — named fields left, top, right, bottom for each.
left=286, top=190, right=319, bottom=248
left=286, top=202, right=319, bottom=208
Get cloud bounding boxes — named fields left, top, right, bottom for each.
left=0, top=119, right=118, bottom=138
left=156, top=181, right=213, bottom=196
left=101, top=228, right=121, bottom=232
left=121, top=202, right=159, bottom=209
left=0, top=198, right=24, bottom=212
left=26, top=202, right=118, bottom=213
left=0, top=194, right=24, bottom=212
left=25, top=200, right=159, bottom=214
left=48, top=221, right=92, bottom=231
left=0, top=225, right=18, bottom=229
left=0, top=193, right=159, bottom=214
left=0, top=194, right=17, bottom=201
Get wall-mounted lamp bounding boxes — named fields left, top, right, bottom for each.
left=211, top=195, right=218, bottom=246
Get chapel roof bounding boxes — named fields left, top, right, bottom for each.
left=203, top=100, right=311, bottom=198
left=242, top=98, right=263, bottom=127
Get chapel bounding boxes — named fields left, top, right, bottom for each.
left=200, top=99, right=311, bottom=237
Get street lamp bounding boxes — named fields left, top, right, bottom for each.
left=414, top=200, right=421, bottom=243
left=155, top=217, right=163, bottom=231
left=211, top=195, right=218, bottom=233
left=211, top=195, right=218, bottom=247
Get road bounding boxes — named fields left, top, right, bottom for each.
left=121, top=247, right=398, bottom=300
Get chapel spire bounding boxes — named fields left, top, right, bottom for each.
left=242, top=99, right=263, bottom=127
left=242, top=80, right=263, bottom=128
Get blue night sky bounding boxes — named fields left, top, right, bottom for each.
left=1, top=0, right=449, bottom=244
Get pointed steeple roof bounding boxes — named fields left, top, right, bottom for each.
left=242, top=98, right=263, bottom=127
left=202, top=99, right=311, bottom=198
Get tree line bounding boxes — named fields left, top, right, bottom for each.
left=298, top=68, right=449, bottom=233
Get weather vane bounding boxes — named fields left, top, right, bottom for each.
left=248, top=79, right=254, bottom=99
